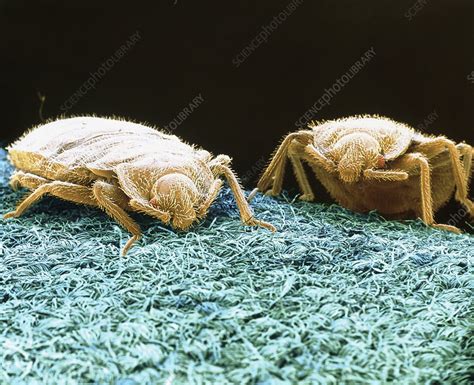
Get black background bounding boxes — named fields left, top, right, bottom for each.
left=1, top=0, right=473, bottom=225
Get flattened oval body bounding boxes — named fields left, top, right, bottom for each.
left=7, top=117, right=214, bottom=193
left=5, top=116, right=277, bottom=254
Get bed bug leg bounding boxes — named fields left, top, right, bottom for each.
left=456, top=143, right=473, bottom=182
left=9, top=171, right=52, bottom=191
left=397, top=153, right=461, bottom=233
left=257, top=131, right=313, bottom=196
left=363, top=169, right=409, bottom=181
left=4, top=180, right=96, bottom=219
left=456, top=143, right=474, bottom=218
left=288, top=153, right=314, bottom=201
left=128, top=199, right=171, bottom=224
left=211, top=160, right=276, bottom=232
left=415, top=138, right=474, bottom=216
left=92, top=180, right=142, bottom=255
left=8, top=172, right=23, bottom=191
left=408, top=153, right=435, bottom=225
left=196, top=179, right=223, bottom=218
left=303, top=144, right=337, bottom=173
left=122, top=235, right=140, bottom=256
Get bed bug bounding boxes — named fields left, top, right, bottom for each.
left=4, top=116, right=275, bottom=254
left=250, top=115, right=473, bottom=232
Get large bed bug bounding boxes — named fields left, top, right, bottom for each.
left=250, top=115, right=473, bottom=232
left=4, top=116, right=275, bottom=254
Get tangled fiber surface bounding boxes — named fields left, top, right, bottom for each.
left=0, top=148, right=473, bottom=384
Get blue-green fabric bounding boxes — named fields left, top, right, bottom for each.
left=1, top=149, right=473, bottom=384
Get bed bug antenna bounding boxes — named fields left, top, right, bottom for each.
left=37, top=91, right=46, bottom=122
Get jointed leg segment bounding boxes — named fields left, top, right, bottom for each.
left=4, top=173, right=142, bottom=255
left=9, top=171, right=51, bottom=191
left=196, top=179, right=223, bottom=218
left=288, top=151, right=314, bottom=201
left=363, top=169, right=409, bottom=181
left=92, top=181, right=142, bottom=255
left=415, top=138, right=474, bottom=216
left=211, top=159, right=275, bottom=231
left=457, top=143, right=473, bottom=182
left=4, top=179, right=96, bottom=219
left=257, top=131, right=313, bottom=195
left=397, top=153, right=461, bottom=233
left=254, top=138, right=337, bottom=202
left=456, top=143, right=474, bottom=216
left=303, top=144, right=336, bottom=173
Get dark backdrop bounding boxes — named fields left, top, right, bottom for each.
left=1, top=0, right=473, bottom=225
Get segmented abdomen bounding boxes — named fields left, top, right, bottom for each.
left=8, top=117, right=197, bottom=184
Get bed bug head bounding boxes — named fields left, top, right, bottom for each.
left=333, top=132, right=386, bottom=183
left=149, top=173, right=200, bottom=230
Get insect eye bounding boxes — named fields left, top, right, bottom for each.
left=376, top=155, right=386, bottom=169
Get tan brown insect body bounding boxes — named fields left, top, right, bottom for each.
left=253, top=115, right=473, bottom=232
left=5, top=116, right=275, bottom=254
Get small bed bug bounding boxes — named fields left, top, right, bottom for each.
left=5, top=116, right=275, bottom=254
left=251, top=115, right=473, bottom=232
